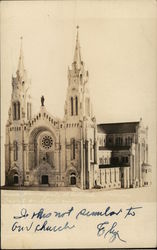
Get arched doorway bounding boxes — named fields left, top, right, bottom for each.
left=70, top=173, right=76, bottom=185
left=42, top=175, right=49, bottom=184
left=14, top=175, right=19, bottom=184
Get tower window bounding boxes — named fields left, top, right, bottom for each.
left=17, top=102, right=20, bottom=119
left=75, top=96, right=78, bottom=115
left=71, top=97, right=73, bottom=116
left=13, top=103, right=16, bottom=120
left=13, top=101, right=20, bottom=120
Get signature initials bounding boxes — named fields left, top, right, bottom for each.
left=97, top=221, right=126, bottom=243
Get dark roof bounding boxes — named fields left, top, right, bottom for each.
left=99, top=164, right=130, bottom=168
left=99, top=146, right=130, bottom=151
left=97, top=122, right=139, bottom=134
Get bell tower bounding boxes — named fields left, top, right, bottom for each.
left=64, top=27, right=97, bottom=190
left=64, top=26, right=93, bottom=122
left=9, top=37, right=32, bottom=124
left=5, top=37, right=32, bottom=186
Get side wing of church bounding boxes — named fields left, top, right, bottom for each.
left=5, top=28, right=152, bottom=189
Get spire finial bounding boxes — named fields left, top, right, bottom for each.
left=73, top=25, right=82, bottom=68
left=76, top=25, right=79, bottom=41
left=17, top=36, right=25, bottom=77
left=20, top=36, right=23, bottom=56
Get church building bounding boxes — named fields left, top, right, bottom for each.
left=5, top=27, right=152, bottom=189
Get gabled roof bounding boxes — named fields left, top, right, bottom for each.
left=97, top=122, right=139, bottom=134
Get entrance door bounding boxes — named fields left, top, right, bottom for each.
left=14, top=175, right=18, bottom=184
left=70, top=174, right=76, bottom=185
left=42, top=175, right=48, bottom=184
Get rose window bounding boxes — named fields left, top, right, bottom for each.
left=41, top=135, right=53, bottom=150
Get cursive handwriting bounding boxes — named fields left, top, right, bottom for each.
left=14, top=208, right=29, bottom=219
left=11, top=205, right=143, bottom=243
left=12, top=221, right=33, bottom=232
left=76, top=207, right=122, bottom=220
left=31, top=208, right=52, bottom=220
left=54, top=207, right=74, bottom=218
left=124, top=206, right=142, bottom=219
left=35, top=220, right=75, bottom=232
left=97, top=221, right=126, bottom=243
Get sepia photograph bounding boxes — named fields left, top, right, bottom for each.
left=1, top=0, right=157, bottom=249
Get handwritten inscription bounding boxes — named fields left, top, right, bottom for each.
left=11, top=206, right=143, bottom=243
left=76, top=206, right=122, bottom=219
left=97, top=221, right=126, bottom=243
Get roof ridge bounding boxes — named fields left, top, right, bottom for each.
left=98, top=121, right=139, bottom=125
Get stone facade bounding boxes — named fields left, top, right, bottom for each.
left=5, top=28, right=152, bottom=189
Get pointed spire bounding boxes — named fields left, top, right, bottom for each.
left=17, top=36, right=25, bottom=78
left=73, top=25, right=82, bottom=69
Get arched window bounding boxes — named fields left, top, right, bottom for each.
left=75, top=96, right=78, bottom=115
left=17, top=102, right=20, bottom=119
left=13, top=103, right=16, bottom=120
left=70, top=173, right=76, bottom=185
left=71, top=97, right=73, bottom=116
left=13, top=141, right=18, bottom=161
left=13, top=102, right=20, bottom=120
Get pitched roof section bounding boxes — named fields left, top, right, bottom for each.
left=97, top=122, right=139, bottom=134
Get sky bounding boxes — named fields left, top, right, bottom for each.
left=1, top=0, right=157, bottom=184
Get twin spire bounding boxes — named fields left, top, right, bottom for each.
left=73, top=25, right=82, bottom=69
left=16, top=26, right=82, bottom=77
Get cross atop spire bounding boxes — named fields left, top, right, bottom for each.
left=17, top=36, right=25, bottom=78
left=73, top=25, right=82, bottom=69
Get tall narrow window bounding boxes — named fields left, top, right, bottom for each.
left=75, top=96, right=78, bottom=115
left=71, top=97, right=73, bottom=116
left=17, top=102, right=20, bottom=119
left=13, top=102, right=20, bottom=120
left=13, top=141, right=18, bottom=161
left=13, top=103, right=16, bottom=120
